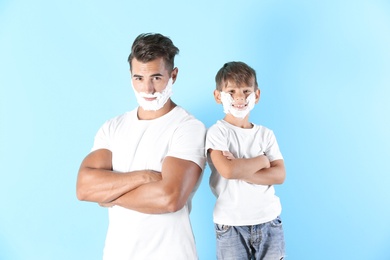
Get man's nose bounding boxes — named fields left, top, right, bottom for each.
left=144, top=80, right=155, bottom=94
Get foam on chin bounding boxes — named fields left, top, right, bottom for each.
left=132, top=78, right=173, bottom=111
left=220, top=91, right=256, bottom=118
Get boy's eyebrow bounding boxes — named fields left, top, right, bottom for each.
left=224, top=85, right=254, bottom=89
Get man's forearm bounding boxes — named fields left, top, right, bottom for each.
left=77, top=168, right=160, bottom=203
left=106, top=158, right=201, bottom=214
left=106, top=180, right=180, bottom=214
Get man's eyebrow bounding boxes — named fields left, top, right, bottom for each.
left=132, top=73, right=164, bottom=78
left=150, top=73, right=163, bottom=77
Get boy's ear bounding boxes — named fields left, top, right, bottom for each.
left=214, top=90, right=222, bottom=104
left=255, top=89, right=261, bottom=104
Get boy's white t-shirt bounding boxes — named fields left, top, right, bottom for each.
left=206, top=119, right=283, bottom=226
left=92, top=106, right=206, bottom=260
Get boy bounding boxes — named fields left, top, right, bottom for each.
left=206, top=61, right=286, bottom=260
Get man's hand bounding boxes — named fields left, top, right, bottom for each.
left=142, top=170, right=163, bottom=182
left=97, top=170, right=163, bottom=208
left=76, top=149, right=163, bottom=204
left=99, top=202, right=114, bottom=208
left=104, top=157, right=202, bottom=214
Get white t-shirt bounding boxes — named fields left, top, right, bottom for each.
left=92, top=106, right=206, bottom=260
left=206, top=119, right=283, bottom=226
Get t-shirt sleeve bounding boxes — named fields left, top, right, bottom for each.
left=265, top=130, right=283, bottom=162
left=205, top=125, right=229, bottom=153
left=167, top=119, right=207, bottom=170
left=91, top=120, right=112, bottom=152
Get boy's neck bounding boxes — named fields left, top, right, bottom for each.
left=223, top=114, right=253, bottom=129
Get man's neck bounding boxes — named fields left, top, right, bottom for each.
left=137, top=100, right=176, bottom=120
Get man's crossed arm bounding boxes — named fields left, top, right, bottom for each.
left=76, top=149, right=201, bottom=214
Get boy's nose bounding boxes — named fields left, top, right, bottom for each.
left=233, top=92, right=245, bottom=101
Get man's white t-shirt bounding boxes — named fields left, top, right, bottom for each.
left=92, top=106, right=206, bottom=260
left=206, top=120, right=283, bottom=226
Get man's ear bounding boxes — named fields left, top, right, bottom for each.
left=214, top=90, right=222, bottom=104
left=255, top=89, right=261, bottom=104
left=171, top=67, right=178, bottom=83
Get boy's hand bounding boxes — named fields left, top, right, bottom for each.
left=259, top=154, right=271, bottom=169
left=222, top=151, right=235, bottom=160
left=223, top=151, right=270, bottom=169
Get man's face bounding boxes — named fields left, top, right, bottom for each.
left=131, top=57, right=174, bottom=96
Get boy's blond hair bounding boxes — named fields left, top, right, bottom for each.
left=215, top=61, right=259, bottom=91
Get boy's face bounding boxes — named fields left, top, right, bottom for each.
left=214, top=78, right=260, bottom=107
left=214, top=78, right=260, bottom=119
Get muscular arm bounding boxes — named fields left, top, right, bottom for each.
left=104, top=156, right=202, bottom=214
left=76, top=149, right=161, bottom=203
left=209, top=149, right=285, bottom=185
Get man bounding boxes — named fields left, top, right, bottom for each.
left=76, top=33, right=206, bottom=260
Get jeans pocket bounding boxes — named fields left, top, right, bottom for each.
left=215, top=223, right=231, bottom=236
left=270, top=216, right=283, bottom=227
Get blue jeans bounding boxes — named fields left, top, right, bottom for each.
left=215, top=216, right=285, bottom=260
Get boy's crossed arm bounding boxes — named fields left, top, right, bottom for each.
left=208, top=149, right=285, bottom=185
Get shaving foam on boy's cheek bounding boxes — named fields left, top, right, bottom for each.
left=220, top=91, right=234, bottom=114
left=220, top=92, right=256, bottom=118
left=132, top=78, right=173, bottom=111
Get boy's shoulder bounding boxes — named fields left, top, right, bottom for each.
left=207, top=119, right=227, bottom=131
left=208, top=120, right=271, bottom=131
left=207, top=120, right=277, bottom=140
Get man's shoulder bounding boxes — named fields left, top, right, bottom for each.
left=100, top=109, right=137, bottom=129
left=174, top=106, right=206, bottom=128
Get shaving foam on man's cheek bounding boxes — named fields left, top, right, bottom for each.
left=132, top=78, right=173, bottom=111
left=220, top=91, right=256, bottom=118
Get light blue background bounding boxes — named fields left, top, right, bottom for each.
left=1, top=0, right=390, bottom=259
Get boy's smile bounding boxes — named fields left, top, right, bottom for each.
left=232, top=102, right=248, bottom=110
left=214, top=78, right=260, bottom=121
